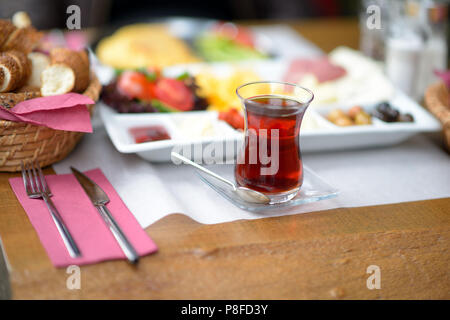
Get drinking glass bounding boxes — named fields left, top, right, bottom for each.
left=235, top=81, right=314, bottom=204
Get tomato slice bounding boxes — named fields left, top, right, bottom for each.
left=154, top=78, right=194, bottom=111
left=234, top=27, right=254, bottom=48
left=145, top=82, right=156, bottom=100
left=219, top=109, right=244, bottom=130
left=117, top=71, right=155, bottom=100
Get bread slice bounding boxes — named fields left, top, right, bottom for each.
left=5, top=50, right=31, bottom=87
left=12, top=11, right=32, bottom=28
left=50, top=48, right=90, bottom=92
left=79, top=48, right=90, bottom=66
left=15, top=84, right=40, bottom=93
left=0, top=91, right=41, bottom=109
left=40, top=64, right=75, bottom=96
left=2, top=26, right=43, bottom=53
left=0, top=68, right=4, bottom=89
left=26, top=52, right=50, bottom=87
left=0, top=20, right=16, bottom=48
left=0, top=53, right=21, bottom=92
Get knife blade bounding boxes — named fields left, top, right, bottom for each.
left=71, top=167, right=139, bottom=264
left=0, top=235, right=11, bottom=300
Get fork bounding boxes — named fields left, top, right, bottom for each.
left=21, top=160, right=81, bottom=258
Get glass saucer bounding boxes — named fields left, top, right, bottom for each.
left=195, top=164, right=339, bottom=212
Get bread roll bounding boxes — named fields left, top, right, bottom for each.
left=40, top=64, right=75, bottom=96
left=2, top=26, right=43, bottom=53
left=0, top=53, right=22, bottom=92
left=50, top=48, right=90, bottom=92
left=0, top=20, right=16, bottom=48
left=0, top=69, right=4, bottom=88
left=26, top=52, right=50, bottom=88
left=0, top=91, right=41, bottom=109
left=6, top=50, right=31, bottom=87
left=15, top=85, right=40, bottom=93
left=12, top=11, right=32, bottom=28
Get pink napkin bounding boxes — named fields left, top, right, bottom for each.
left=435, top=69, right=450, bottom=89
left=65, top=31, right=88, bottom=51
left=0, top=93, right=94, bottom=133
left=9, top=169, right=158, bottom=267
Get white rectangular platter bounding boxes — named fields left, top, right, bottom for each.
left=99, top=83, right=441, bottom=163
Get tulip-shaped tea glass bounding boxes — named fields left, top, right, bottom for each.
left=235, top=81, right=314, bottom=204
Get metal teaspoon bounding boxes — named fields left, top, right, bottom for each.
left=171, top=152, right=270, bottom=204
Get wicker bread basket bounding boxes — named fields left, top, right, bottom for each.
left=0, top=74, right=101, bottom=172
left=424, top=81, right=450, bottom=152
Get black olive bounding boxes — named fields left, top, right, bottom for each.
left=372, top=108, right=399, bottom=122
left=376, top=102, right=392, bottom=113
left=398, top=113, right=414, bottom=122
left=385, top=108, right=399, bottom=122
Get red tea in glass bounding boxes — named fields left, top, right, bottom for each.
left=235, top=82, right=314, bottom=203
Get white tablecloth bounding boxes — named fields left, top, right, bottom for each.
left=53, top=123, right=450, bottom=228
left=54, top=25, right=450, bottom=228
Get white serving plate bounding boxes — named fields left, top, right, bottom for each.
left=97, top=48, right=442, bottom=162
left=298, top=90, right=442, bottom=152
left=100, top=84, right=441, bottom=162
left=99, top=103, right=241, bottom=162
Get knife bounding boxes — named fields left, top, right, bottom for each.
left=0, top=235, right=11, bottom=300
left=71, top=167, right=139, bottom=264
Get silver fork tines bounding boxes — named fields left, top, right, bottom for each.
left=21, top=160, right=81, bottom=258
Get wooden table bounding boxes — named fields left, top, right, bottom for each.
left=0, top=19, right=449, bottom=300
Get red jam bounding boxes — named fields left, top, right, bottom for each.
left=129, top=125, right=171, bottom=143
